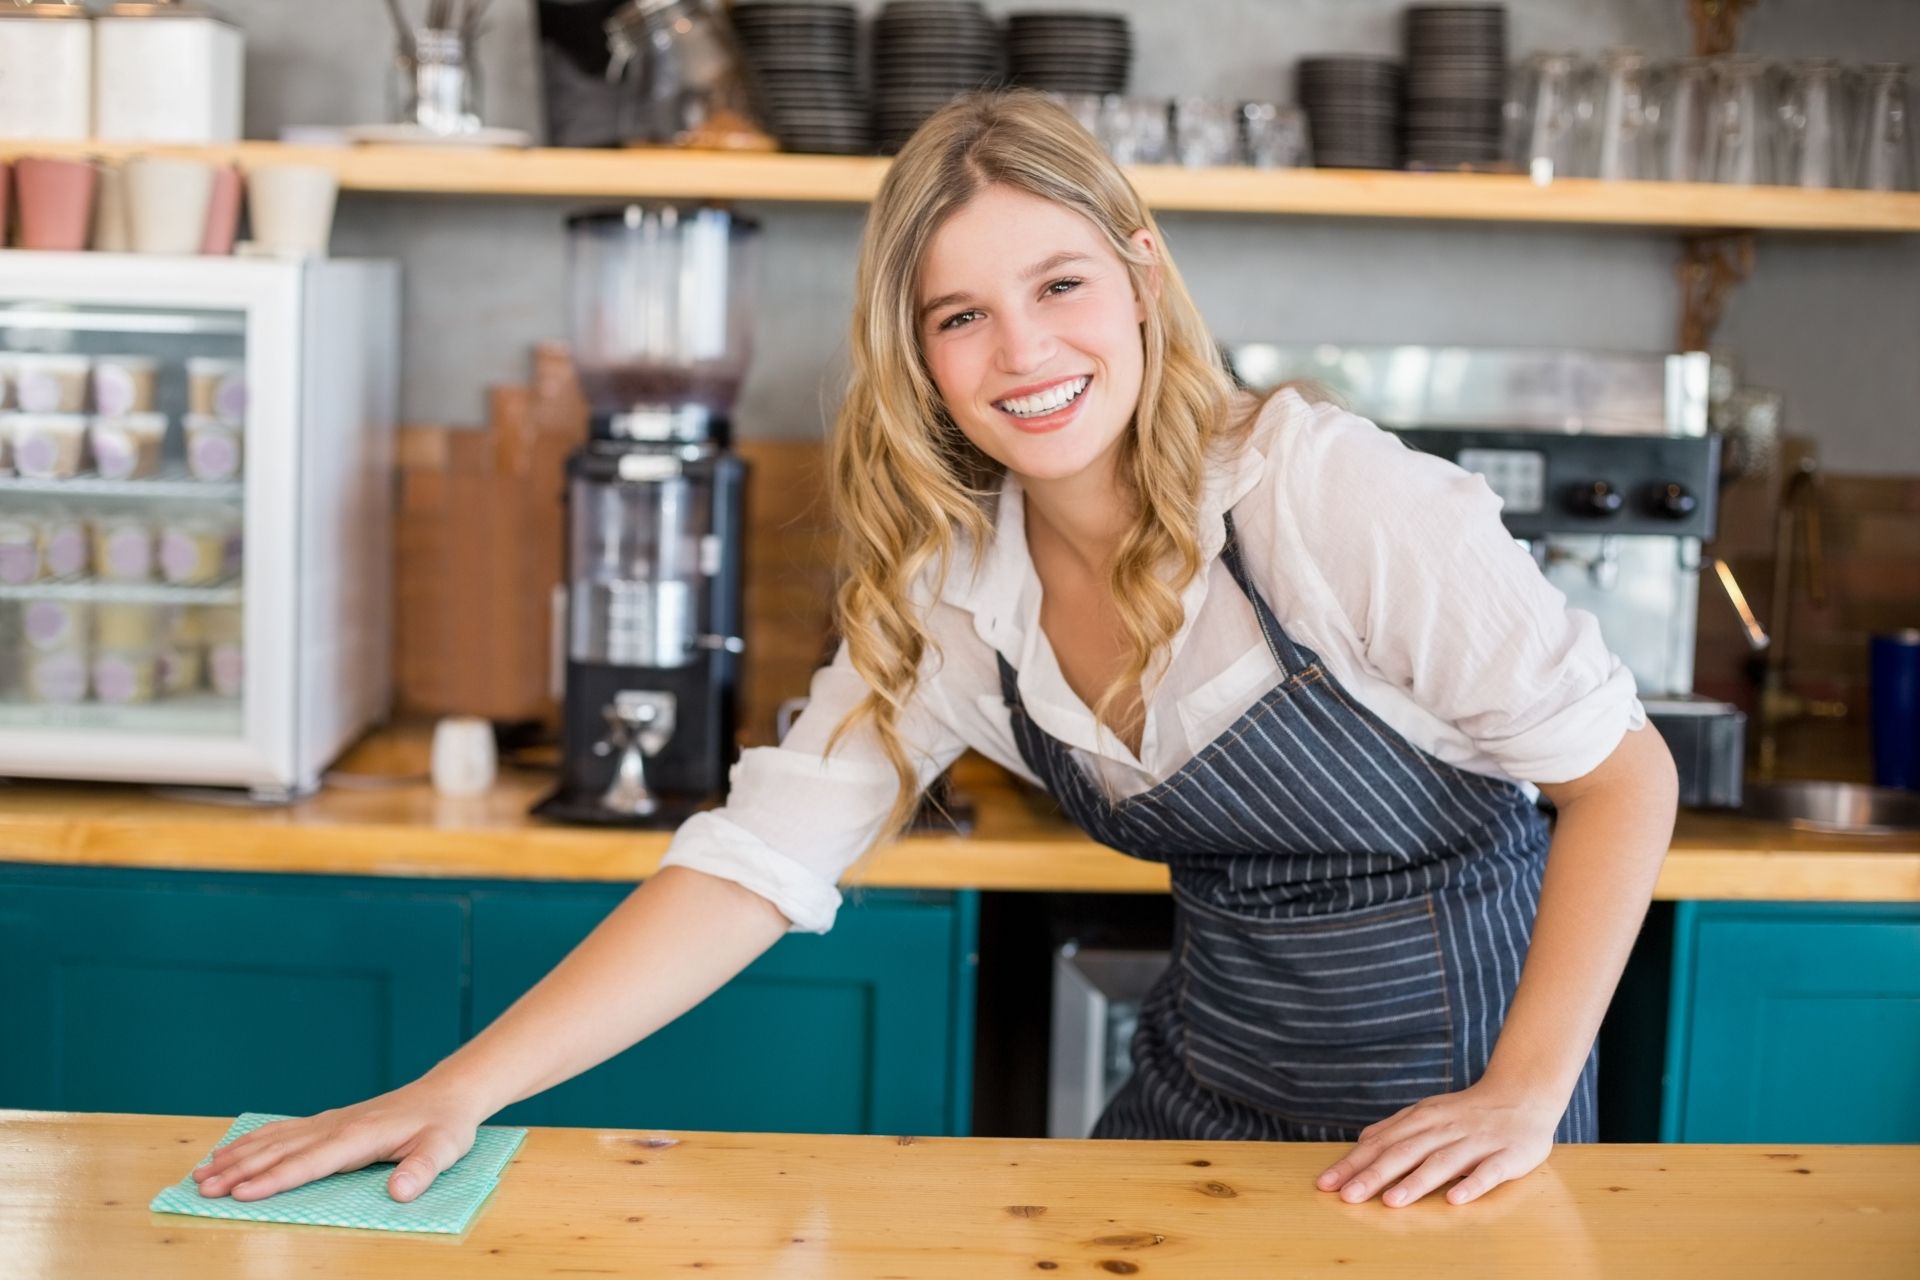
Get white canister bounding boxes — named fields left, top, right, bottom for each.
left=0, top=4, right=92, bottom=142
left=92, top=6, right=242, bottom=144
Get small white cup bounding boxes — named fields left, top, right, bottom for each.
left=431, top=716, right=497, bottom=797
left=245, top=164, right=339, bottom=258
left=125, top=157, right=217, bottom=256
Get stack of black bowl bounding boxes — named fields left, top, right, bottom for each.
left=731, top=2, right=871, bottom=155
left=1297, top=56, right=1404, bottom=169
left=1402, top=3, right=1509, bottom=169
left=1005, top=10, right=1131, bottom=95
left=872, top=0, right=1004, bottom=153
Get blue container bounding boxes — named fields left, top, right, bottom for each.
left=1870, top=630, right=1920, bottom=790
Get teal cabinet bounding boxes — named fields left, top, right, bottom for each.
left=0, top=864, right=976, bottom=1138
left=0, top=866, right=467, bottom=1118
left=1663, top=902, right=1920, bottom=1143
left=471, top=887, right=977, bottom=1136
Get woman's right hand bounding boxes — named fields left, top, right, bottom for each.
left=190, top=1074, right=491, bottom=1203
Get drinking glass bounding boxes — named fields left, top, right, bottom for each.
left=1241, top=102, right=1310, bottom=169
left=1099, top=96, right=1172, bottom=165
left=1776, top=57, right=1852, bottom=188
left=1513, top=52, right=1584, bottom=180
left=1856, top=62, right=1914, bottom=191
left=1650, top=57, right=1715, bottom=181
left=1593, top=48, right=1657, bottom=180
left=1703, top=55, right=1776, bottom=184
left=1173, top=98, right=1242, bottom=167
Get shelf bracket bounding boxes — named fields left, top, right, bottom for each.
left=1678, top=232, right=1755, bottom=351
left=1689, top=0, right=1759, bottom=56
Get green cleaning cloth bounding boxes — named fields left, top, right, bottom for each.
left=149, top=1112, right=528, bottom=1235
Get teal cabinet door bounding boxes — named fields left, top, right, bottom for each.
left=470, top=886, right=976, bottom=1136
left=1663, top=902, right=1920, bottom=1142
left=0, top=867, right=467, bottom=1118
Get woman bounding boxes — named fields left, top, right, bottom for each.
left=191, top=92, right=1677, bottom=1211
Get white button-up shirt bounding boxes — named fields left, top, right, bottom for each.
left=661, top=389, right=1646, bottom=932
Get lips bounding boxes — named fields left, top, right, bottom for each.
left=993, top=374, right=1092, bottom=419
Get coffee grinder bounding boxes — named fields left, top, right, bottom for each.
left=535, top=202, right=757, bottom=826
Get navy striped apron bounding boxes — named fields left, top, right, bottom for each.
left=999, top=510, right=1599, bottom=1144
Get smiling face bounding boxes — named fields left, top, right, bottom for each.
left=916, top=184, right=1152, bottom=489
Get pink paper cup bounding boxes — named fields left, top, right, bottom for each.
left=16, top=156, right=98, bottom=252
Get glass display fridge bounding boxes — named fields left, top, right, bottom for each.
left=0, top=252, right=399, bottom=799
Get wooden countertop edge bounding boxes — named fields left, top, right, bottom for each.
left=1, top=808, right=1916, bottom=900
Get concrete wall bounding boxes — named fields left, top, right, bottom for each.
left=242, top=0, right=1916, bottom=472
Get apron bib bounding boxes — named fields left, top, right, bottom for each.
left=999, top=510, right=1599, bottom=1142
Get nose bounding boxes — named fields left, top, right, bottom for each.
left=993, top=307, right=1057, bottom=376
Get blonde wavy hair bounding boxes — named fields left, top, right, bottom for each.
left=824, top=89, right=1267, bottom=846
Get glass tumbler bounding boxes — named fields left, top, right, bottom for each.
left=1173, top=98, right=1242, bottom=167
left=1650, top=57, right=1715, bottom=181
left=1704, top=55, right=1777, bottom=184
left=1593, top=47, right=1657, bottom=180
left=1776, top=57, right=1853, bottom=188
left=1856, top=62, right=1914, bottom=191
left=1513, top=52, right=1585, bottom=180
left=1241, top=102, right=1310, bottom=169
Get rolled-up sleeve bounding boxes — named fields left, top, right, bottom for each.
left=659, top=638, right=967, bottom=932
left=1295, top=405, right=1646, bottom=785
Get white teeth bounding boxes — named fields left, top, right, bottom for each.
left=996, top=376, right=1090, bottom=418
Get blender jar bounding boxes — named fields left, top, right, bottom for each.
left=566, top=202, right=761, bottom=442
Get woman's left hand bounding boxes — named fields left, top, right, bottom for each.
left=1314, top=1080, right=1563, bottom=1208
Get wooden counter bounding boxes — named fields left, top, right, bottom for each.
left=0, top=729, right=1916, bottom=901
left=4, top=1111, right=1916, bottom=1278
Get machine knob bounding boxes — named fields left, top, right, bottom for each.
left=1648, top=481, right=1699, bottom=519
left=1570, top=479, right=1625, bottom=517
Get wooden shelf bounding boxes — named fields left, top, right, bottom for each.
left=6, top=139, right=1920, bottom=232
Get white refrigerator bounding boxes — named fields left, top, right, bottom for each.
left=0, top=252, right=399, bottom=798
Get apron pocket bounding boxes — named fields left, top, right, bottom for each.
left=1175, top=897, right=1454, bottom=1128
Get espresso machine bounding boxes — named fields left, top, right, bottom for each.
left=1227, top=343, right=1747, bottom=808
left=535, top=202, right=756, bottom=826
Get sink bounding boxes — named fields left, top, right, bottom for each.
left=1737, top=781, right=1920, bottom=834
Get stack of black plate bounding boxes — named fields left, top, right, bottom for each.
left=1403, top=3, right=1508, bottom=169
left=732, top=2, right=871, bottom=155
left=872, top=0, right=1004, bottom=153
left=1297, top=56, right=1404, bottom=169
left=1005, top=10, right=1131, bottom=95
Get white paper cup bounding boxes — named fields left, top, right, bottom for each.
left=24, top=599, right=90, bottom=652
left=12, top=355, right=90, bottom=414
left=126, top=157, right=217, bottom=256
left=92, top=514, right=155, bottom=583
left=92, top=650, right=160, bottom=705
left=40, top=509, right=89, bottom=578
left=11, top=413, right=89, bottom=479
left=184, top=413, right=243, bottom=480
left=159, top=512, right=241, bottom=585
left=92, top=355, right=159, bottom=416
left=245, top=164, right=338, bottom=258
left=0, top=516, right=41, bottom=585
left=90, top=412, right=167, bottom=481
left=186, top=357, right=246, bottom=422
left=92, top=159, right=132, bottom=252
left=26, top=650, right=88, bottom=705
left=431, top=716, right=498, bottom=797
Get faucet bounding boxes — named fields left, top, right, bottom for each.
left=1751, top=457, right=1847, bottom=779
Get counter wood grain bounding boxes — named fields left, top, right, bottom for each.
left=4, top=1111, right=1915, bottom=1279
left=0, top=731, right=1915, bottom=900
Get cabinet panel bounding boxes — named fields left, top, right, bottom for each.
left=0, top=867, right=466, bottom=1118
left=1665, top=902, right=1920, bottom=1143
left=471, top=887, right=974, bottom=1136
